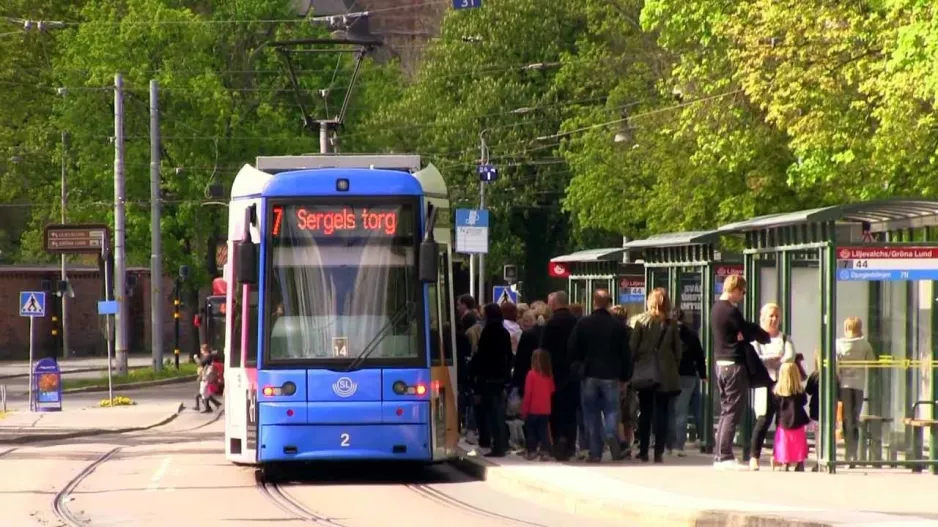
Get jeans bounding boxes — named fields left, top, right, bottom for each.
left=577, top=406, right=589, bottom=452
left=669, top=376, right=699, bottom=451
left=638, top=389, right=672, bottom=458
left=480, top=383, right=508, bottom=454
left=580, top=377, right=620, bottom=460
left=525, top=414, right=550, bottom=454
left=715, top=363, right=749, bottom=462
left=840, top=387, right=863, bottom=461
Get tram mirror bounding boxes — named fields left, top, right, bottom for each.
left=418, top=240, right=439, bottom=283
left=236, top=240, right=258, bottom=285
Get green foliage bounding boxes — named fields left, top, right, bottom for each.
left=3, top=0, right=400, bottom=288
left=362, top=0, right=593, bottom=298
left=9, top=0, right=938, bottom=302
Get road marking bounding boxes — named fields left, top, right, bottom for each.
left=145, top=456, right=172, bottom=493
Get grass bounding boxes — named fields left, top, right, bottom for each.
left=63, top=362, right=199, bottom=390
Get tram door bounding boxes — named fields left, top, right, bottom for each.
left=428, top=244, right=459, bottom=460
left=224, top=201, right=261, bottom=464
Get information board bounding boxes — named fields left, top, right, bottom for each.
left=32, top=358, right=62, bottom=412
left=836, top=246, right=938, bottom=281
left=618, top=276, right=645, bottom=305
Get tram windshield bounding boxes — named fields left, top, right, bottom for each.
left=264, top=201, right=422, bottom=364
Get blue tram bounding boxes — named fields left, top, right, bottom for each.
left=222, top=155, right=459, bottom=467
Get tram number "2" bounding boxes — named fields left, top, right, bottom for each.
left=340, top=433, right=350, bottom=447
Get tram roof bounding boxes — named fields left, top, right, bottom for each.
left=550, top=247, right=625, bottom=262
left=622, top=230, right=720, bottom=249
left=718, top=199, right=938, bottom=233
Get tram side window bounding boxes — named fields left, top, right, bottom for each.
left=439, top=248, right=454, bottom=367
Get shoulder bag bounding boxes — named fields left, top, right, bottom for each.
left=631, top=320, right=668, bottom=390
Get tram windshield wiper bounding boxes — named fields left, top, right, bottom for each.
left=345, top=301, right=415, bottom=372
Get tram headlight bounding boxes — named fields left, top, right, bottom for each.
left=392, top=381, right=407, bottom=395
left=282, top=381, right=297, bottom=396
left=336, top=178, right=349, bottom=191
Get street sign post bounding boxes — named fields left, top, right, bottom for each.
left=43, top=224, right=110, bottom=254
left=476, top=163, right=497, bottom=182
left=453, top=0, right=482, bottom=9
left=20, top=291, right=46, bottom=411
left=493, top=285, right=518, bottom=305
left=455, top=209, right=489, bottom=254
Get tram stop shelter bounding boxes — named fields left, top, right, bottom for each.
left=622, top=231, right=742, bottom=454
left=548, top=248, right=644, bottom=313
left=718, top=199, right=938, bottom=474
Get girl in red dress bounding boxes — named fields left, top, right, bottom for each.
left=521, top=349, right=555, bottom=461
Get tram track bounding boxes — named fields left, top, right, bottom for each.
left=256, top=479, right=347, bottom=526
left=406, top=483, right=548, bottom=527
left=52, top=447, right=122, bottom=527
left=0, top=447, right=18, bottom=459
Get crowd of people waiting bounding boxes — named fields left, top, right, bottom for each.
left=456, top=286, right=707, bottom=464
left=457, top=273, right=876, bottom=471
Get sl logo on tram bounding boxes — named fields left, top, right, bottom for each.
left=332, top=377, right=358, bottom=398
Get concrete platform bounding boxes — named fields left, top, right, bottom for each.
left=0, top=401, right=182, bottom=444
left=455, top=441, right=938, bottom=527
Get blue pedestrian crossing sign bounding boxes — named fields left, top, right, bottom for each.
left=20, top=291, right=46, bottom=318
left=493, top=285, right=518, bottom=305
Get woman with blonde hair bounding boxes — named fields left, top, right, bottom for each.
left=749, top=302, right=796, bottom=471
left=836, top=316, right=875, bottom=464
left=629, top=288, right=682, bottom=463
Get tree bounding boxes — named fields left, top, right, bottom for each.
left=362, top=0, right=589, bottom=300
left=0, top=0, right=86, bottom=261
left=6, top=0, right=398, bottom=364
left=556, top=0, right=804, bottom=240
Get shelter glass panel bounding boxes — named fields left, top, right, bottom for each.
left=833, top=274, right=937, bottom=467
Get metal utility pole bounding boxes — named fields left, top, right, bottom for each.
left=114, top=73, right=129, bottom=375
left=150, top=80, right=163, bottom=372
left=477, top=131, right=489, bottom=304
left=60, top=131, right=69, bottom=361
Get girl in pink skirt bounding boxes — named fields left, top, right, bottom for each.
left=773, top=362, right=810, bottom=471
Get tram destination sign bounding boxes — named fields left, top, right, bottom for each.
left=44, top=224, right=110, bottom=254
left=836, top=246, right=938, bottom=281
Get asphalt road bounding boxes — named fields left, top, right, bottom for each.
left=0, top=389, right=618, bottom=527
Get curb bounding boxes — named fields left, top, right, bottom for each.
left=0, top=364, right=149, bottom=380
left=449, top=453, right=831, bottom=527
left=61, top=374, right=198, bottom=394
left=3, top=402, right=184, bottom=445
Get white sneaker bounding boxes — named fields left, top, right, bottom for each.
left=713, top=459, right=745, bottom=470
left=749, top=457, right=760, bottom=471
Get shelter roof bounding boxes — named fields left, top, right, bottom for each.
left=622, top=230, right=720, bottom=249
left=718, top=199, right=938, bottom=233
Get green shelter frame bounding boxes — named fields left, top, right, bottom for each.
left=549, top=248, right=644, bottom=312
left=718, top=199, right=938, bottom=474
left=623, top=231, right=740, bottom=453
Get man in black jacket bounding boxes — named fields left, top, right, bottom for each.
left=710, top=275, right=770, bottom=469
left=540, top=290, right=579, bottom=461
left=569, top=289, right=631, bottom=463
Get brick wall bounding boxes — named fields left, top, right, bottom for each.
left=0, top=265, right=198, bottom=360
